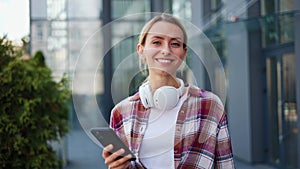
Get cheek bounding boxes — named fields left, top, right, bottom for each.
left=179, top=54, right=185, bottom=61
left=143, top=48, right=160, bottom=57
left=174, top=50, right=186, bottom=61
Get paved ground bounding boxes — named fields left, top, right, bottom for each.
left=63, top=128, right=106, bottom=169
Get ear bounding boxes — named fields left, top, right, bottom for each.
left=184, top=46, right=187, bottom=55
left=137, top=44, right=145, bottom=60
left=181, top=47, right=187, bottom=61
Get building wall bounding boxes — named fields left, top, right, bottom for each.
left=190, top=0, right=206, bottom=90
left=225, top=22, right=253, bottom=162
left=197, top=0, right=258, bottom=162
left=224, top=0, right=299, bottom=166
left=294, top=0, right=300, bottom=167
left=30, top=0, right=48, bottom=60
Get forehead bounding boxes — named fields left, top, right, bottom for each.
left=147, top=21, right=184, bottom=40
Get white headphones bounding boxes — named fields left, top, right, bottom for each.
left=139, top=78, right=185, bottom=110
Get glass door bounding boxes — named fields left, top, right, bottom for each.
left=266, top=53, right=298, bottom=169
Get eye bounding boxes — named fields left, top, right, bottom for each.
left=170, top=42, right=181, bottom=47
left=153, top=41, right=161, bottom=45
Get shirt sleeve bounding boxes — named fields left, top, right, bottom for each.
left=214, top=113, right=235, bottom=168
left=109, top=106, right=123, bottom=131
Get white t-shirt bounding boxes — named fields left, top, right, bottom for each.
left=139, top=87, right=188, bottom=169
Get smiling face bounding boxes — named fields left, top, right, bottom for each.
left=138, top=21, right=187, bottom=78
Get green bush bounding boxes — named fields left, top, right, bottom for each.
left=0, top=36, right=70, bottom=169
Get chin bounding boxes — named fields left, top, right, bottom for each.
left=151, top=69, right=176, bottom=77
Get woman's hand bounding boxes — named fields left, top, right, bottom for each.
left=102, top=144, right=132, bottom=169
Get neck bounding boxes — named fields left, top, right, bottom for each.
left=148, top=74, right=179, bottom=92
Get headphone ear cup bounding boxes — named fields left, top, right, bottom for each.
left=139, top=83, right=154, bottom=108
left=139, top=78, right=184, bottom=110
left=153, top=86, right=180, bottom=110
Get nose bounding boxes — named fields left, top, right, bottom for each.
left=160, top=44, right=171, bottom=55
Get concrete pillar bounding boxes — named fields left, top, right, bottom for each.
left=225, top=0, right=265, bottom=163
left=102, top=0, right=113, bottom=122
left=150, top=0, right=164, bottom=13
left=190, top=0, right=205, bottom=89
left=247, top=1, right=265, bottom=163
left=225, top=21, right=252, bottom=162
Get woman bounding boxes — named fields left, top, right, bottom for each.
left=102, top=13, right=234, bottom=169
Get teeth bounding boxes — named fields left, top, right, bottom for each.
left=157, top=59, right=171, bottom=63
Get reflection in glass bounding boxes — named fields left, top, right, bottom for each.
left=266, top=53, right=298, bottom=168
left=279, top=0, right=294, bottom=13
left=282, top=54, right=297, bottom=168
left=260, top=11, right=295, bottom=48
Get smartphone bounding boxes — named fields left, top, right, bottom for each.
left=90, top=127, right=136, bottom=161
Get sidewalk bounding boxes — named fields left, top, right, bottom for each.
left=63, top=126, right=276, bottom=169
left=63, top=128, right=106, bottom=169
left=235, top=160, right=276, bottom=169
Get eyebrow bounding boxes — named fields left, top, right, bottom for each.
left=150, top=35, right=183, bottom=42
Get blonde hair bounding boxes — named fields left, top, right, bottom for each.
left=138, top=13, right=187, bottom=48
left=138, top=13, right=188, bottom=74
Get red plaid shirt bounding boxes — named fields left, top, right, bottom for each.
left=110, top=84, right=234, bottom=169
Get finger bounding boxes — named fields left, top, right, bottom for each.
left=115, top=162, right=130, bottom=169
left=114, top=154, right=132, bottom=166
left=102, top=144, right=114, bottom=158
left=105, top=148, right=125, bottom=165
left=111, top=148, right=126, bottom=160
left=109, top=155, right=132, bottom=169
